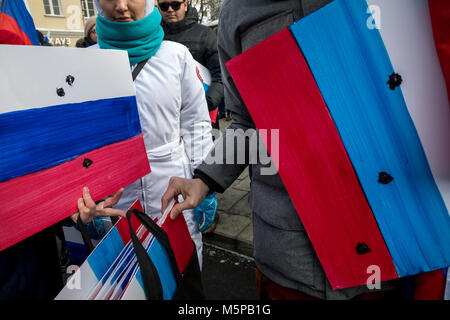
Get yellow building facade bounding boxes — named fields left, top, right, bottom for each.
left=28, top=0, right=97, bottom=47
left=3, top=0, right=160, bottom=47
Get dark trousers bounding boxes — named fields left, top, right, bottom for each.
left=255, top=268, right=397, bottom=300
left=0, top=226, right=64, bottom=300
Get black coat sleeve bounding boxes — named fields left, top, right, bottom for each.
left=203, top=28, right=224, bottom=110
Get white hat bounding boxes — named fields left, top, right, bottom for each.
left=94, top=0, right=154, bottom=17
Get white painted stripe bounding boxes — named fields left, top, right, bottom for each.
left=367, top=0, right=450, bottom=211
left=0, top=45, right=135, bottom=113
left=55, top=263, right=97, bottom=300
left=120, top=276, right=146, bottom=300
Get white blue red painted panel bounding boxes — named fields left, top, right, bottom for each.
left=121, top=200, right=194, bottom=300
left=0, top=45, right=150, bottom=251
left=290, top=0, right=450, bottom=278
left=56, top=199, right=193, bottom=300
left=227, top=28, right=398, bottom=290
left=0, top=96, right=141, bottom=182
left=227, top=0, right=450, bottom=289
left=55, top=200, right=144, bottom=300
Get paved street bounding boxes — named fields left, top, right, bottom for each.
left=202, top=243, right=259, bottom=300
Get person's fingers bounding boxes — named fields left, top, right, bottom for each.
left=77, top=197, right=84, bottom=211
left=170, top=198, right=197, bottom=220
left=97, top=207, right=126, bottom=218
left=77, top=197, right=92, bottom=224
left=77, top=197, right=90, bottom=216
left=161, top=177, right=181, bottom=214
left=70, top=212, right=79, bottom=224
left=76, top=187, right=126, bottom=224
left=169, top=202, right=185, bottom=220
left=83, top=186, right=96, bottom=209
left=102, top=188, right=124, bottom=208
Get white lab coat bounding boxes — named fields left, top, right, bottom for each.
left=113, top=41, right=214, bottom=265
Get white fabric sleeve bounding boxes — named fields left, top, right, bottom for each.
left=179, top=48, right=214, bottom=176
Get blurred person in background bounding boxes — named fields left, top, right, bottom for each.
left=76, top=16, right=97, bottom=48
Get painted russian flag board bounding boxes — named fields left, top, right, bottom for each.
left=227, top=0, right=450, bottom=289
left=0, top=45, right=151, bottom=252
left=56, top=199, right=194, bottom=300
left=0, top=0, right=39, bottom=45
left=194, top=61, right=218, bottom=123
left=56, top=200, right=146, bottom=300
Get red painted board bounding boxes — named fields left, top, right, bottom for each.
left=161, top=207, right=195, bottom=274
left=0, top=134, right=150, bottom=252
left=226, top=28, right=398, bottom=289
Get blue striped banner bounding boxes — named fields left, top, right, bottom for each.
left=290, top=0, right=450, bottom=276
left=0, top=96, right=141, bottom=183
left=87, top=227, right=129, bottom=282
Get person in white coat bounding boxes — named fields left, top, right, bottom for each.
left=72, top=0, right=214, bottom=265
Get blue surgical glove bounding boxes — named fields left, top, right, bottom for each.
left=193, top=192, right=218, bottom=232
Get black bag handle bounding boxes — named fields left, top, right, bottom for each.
left=76, top=214, right=94, bottom=254
left=126, top=208, right=183, bottom=299
left=76, top=199, right=110, bottom=254
left=132, top=58, right=150, bottom=81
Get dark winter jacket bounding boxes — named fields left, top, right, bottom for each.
left=76, top=36, right=96, bottom=48
left=162, top=6, right=224, bottom=111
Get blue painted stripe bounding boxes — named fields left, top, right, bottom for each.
left=136, top=239, right=177, bottom=300
left=109, top=244, right=136, bottom=285
left=0, top=96, right=141, bottom=183
left=100, top=243, right=133, bottom=285
left=150, top=240, right=177, bottom=300
left=121, top=260, right=139, bottom=291
left=290, top=0, right=450, bottom=276
left=88, top=228, right=125, bottom=281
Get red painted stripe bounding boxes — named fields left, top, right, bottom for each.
left=429, top=0, right=450, bottom=106
left=115, top=200, right=144, bottom=245
left=414, top=270, right=446, bottom=300
left=209, top=108, right=218, bottom=123
left=161, top=205, right=194, bottom=274
left=0, top=134, right=150, bottom=252
left=226, top=28, right=398, bottom=289
left=0, top=12, right=32, bottom=45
